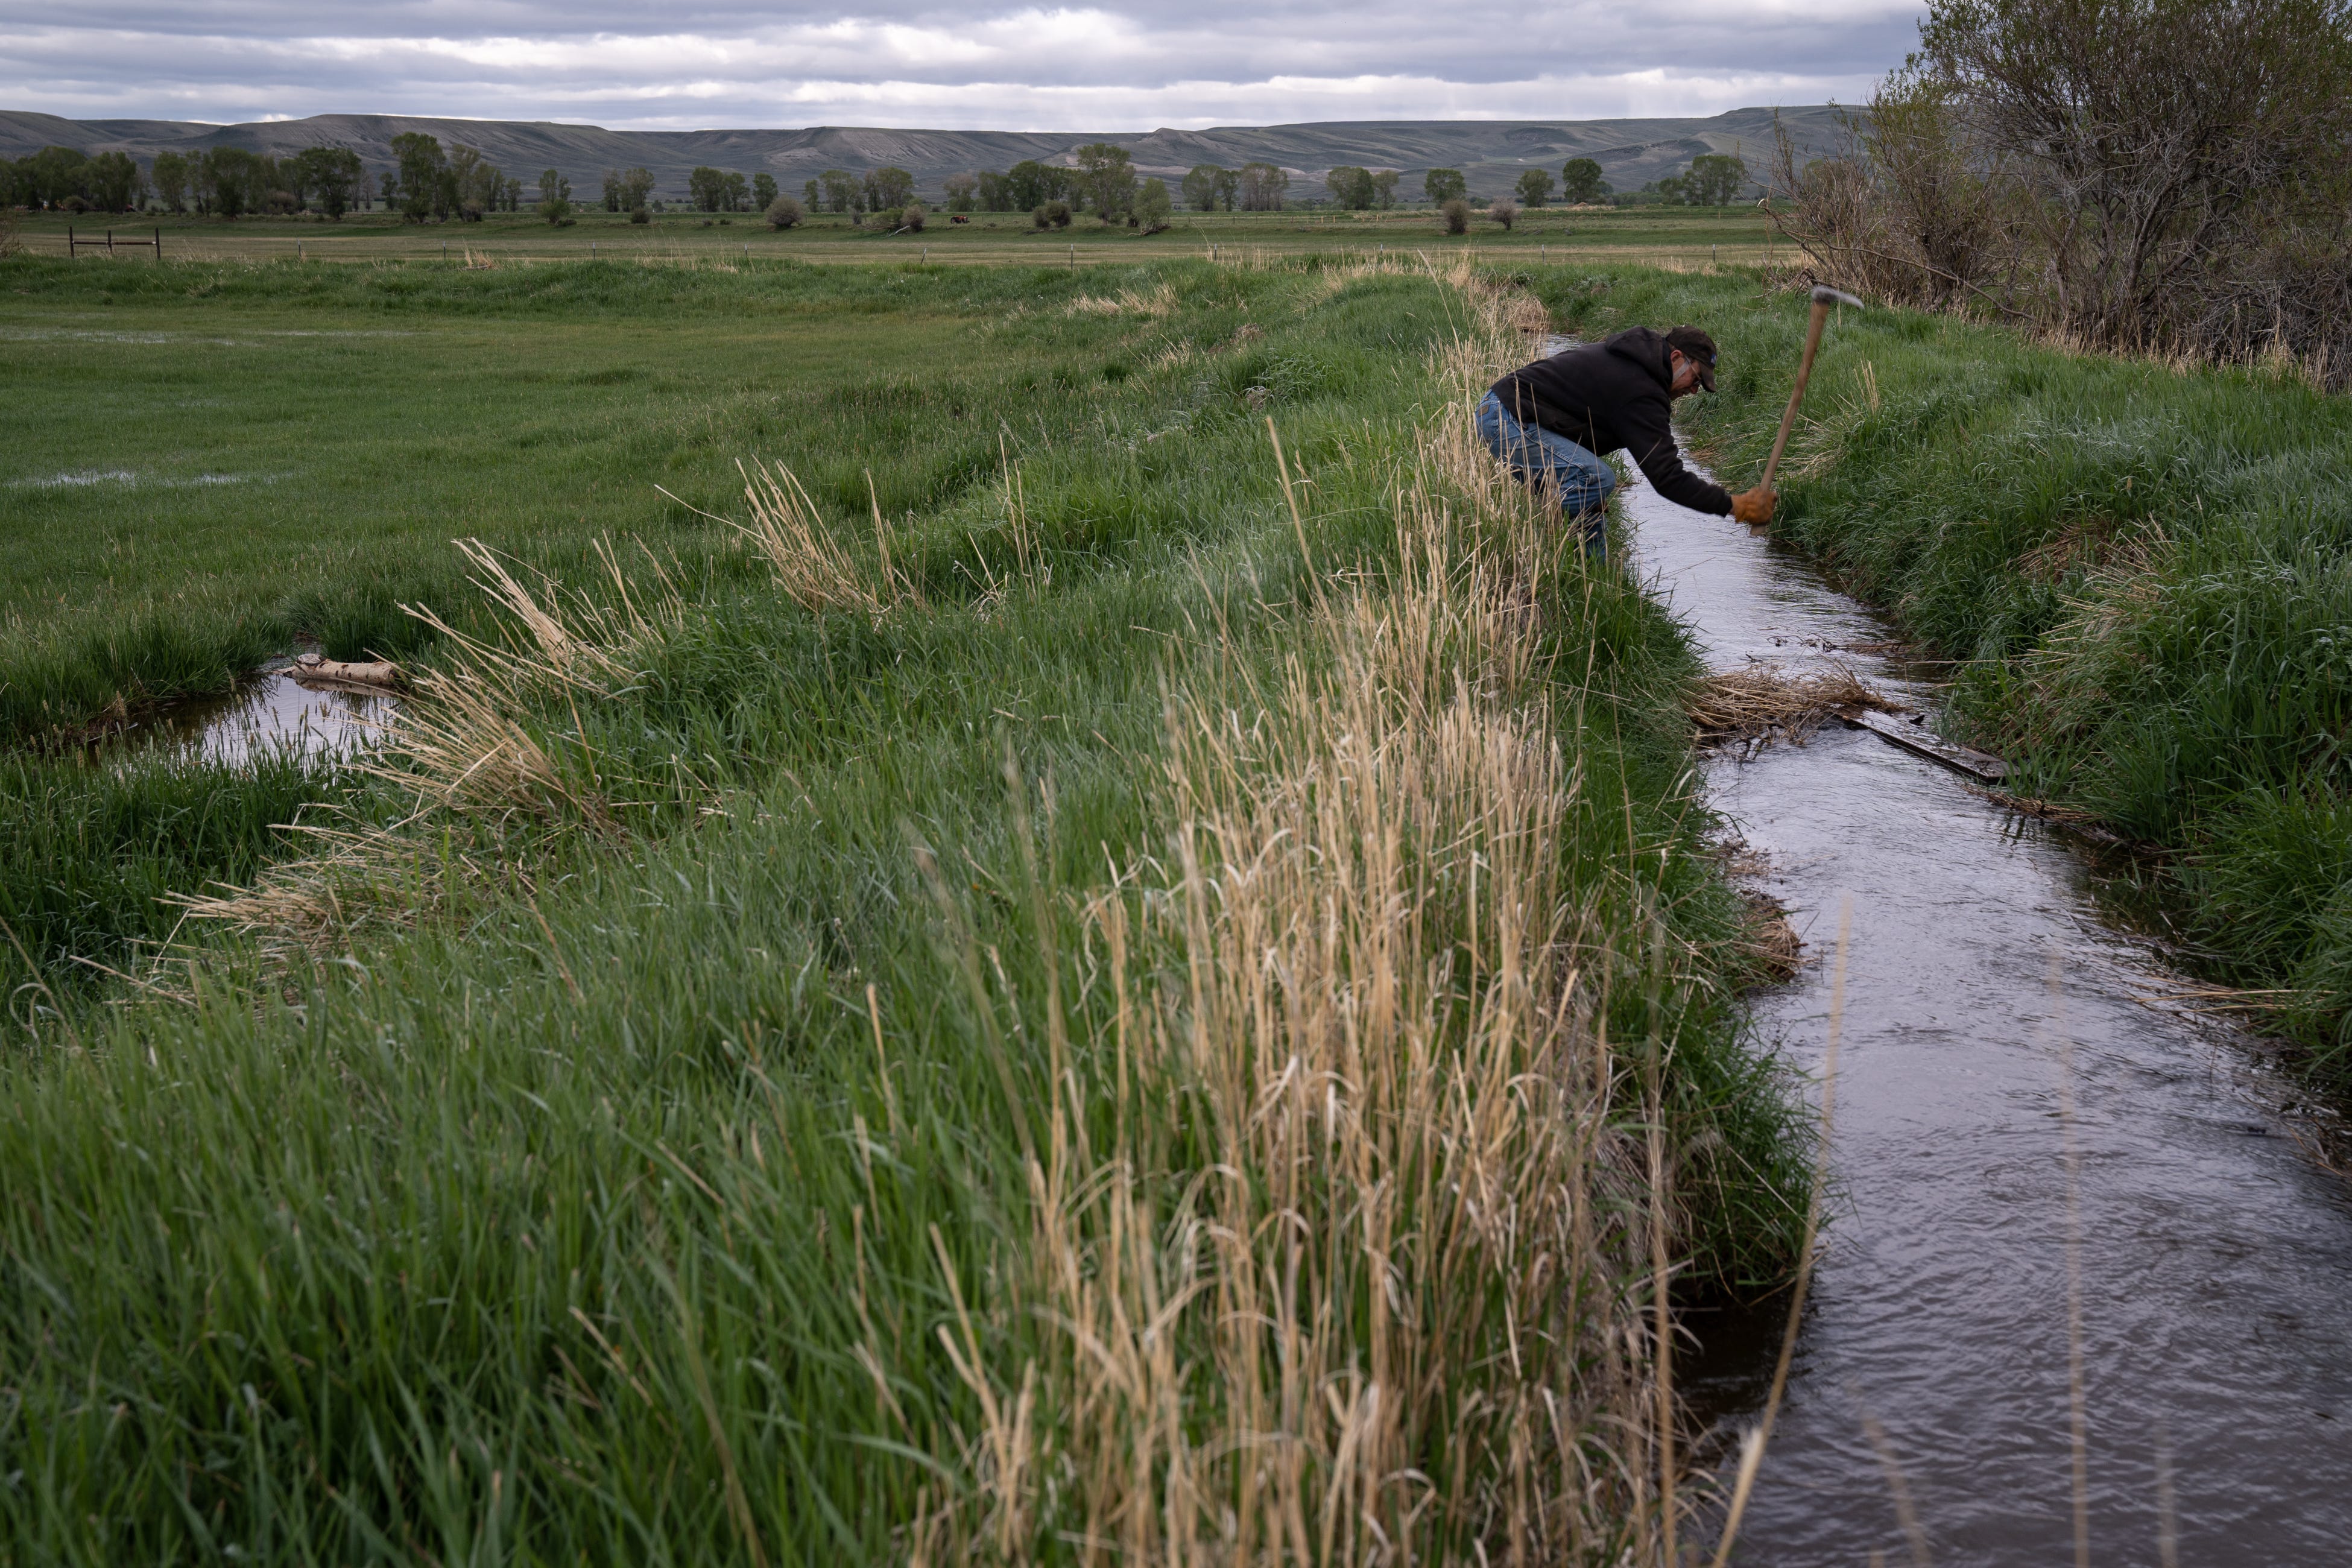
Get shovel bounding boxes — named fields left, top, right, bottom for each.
left=1759, top=284, right=1865, bottom=500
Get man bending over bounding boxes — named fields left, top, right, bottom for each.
left=1478, top=325, right=1774, bottom=556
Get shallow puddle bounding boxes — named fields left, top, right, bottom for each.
left=91, top=669, right=391, bottom=767
left=1622, top=469, right=2352, bottom=1563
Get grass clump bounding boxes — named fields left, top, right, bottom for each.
left=1541, top=263, right=2352, bottom=1069
left=1, top=256, right=1806, bottom=1560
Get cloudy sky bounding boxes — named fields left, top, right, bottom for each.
left=3, top=1, right=1922, bottom=130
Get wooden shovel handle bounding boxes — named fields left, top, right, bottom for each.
left=1760, top=299, right=1832, bottom=496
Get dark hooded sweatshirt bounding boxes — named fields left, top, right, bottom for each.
left=1486, top=326, right=1730, bottom=515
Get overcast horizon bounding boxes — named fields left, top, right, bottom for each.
left=2, top=1, right=1921, bottom=133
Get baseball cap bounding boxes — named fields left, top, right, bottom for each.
left=1666, top=325, right=1718, bottom=391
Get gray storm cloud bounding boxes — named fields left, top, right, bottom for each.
left=0, top=1, right=1920, bottom=127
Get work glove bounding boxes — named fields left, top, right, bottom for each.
left=1730, top=486, right=1777, bottom=525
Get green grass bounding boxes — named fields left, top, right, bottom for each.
left=0, top=256, right=1228, bottom=742
left=0, top=255, right=1806, bottom=1560
left=0, top=254, right=1347, bottom=979
left=1540, top=264, right=2352, bottom=1069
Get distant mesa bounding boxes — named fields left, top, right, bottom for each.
left=0, top=107, right=1850, bottom=206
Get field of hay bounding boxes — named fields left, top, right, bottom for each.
left=0, top=250, right=1808, bottom=1561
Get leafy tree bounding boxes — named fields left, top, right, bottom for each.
left=724, top=172, right=750, bottom=211
left=1238, top=162, right=1289, bottom=210
left=1440, top=197, right=1470, bottom=234
left=1681, top=153, right=1748, bottom=206
left=1488, top=197, right=1519, bottom=229
left=1514, top=167, right=1555, bottom=207
left=818, top=169, right=859, bottom=213
left=976, top=170, right=1013, bottom=210
left=449, top=143, right=487, bottom=216
left=1072, top=142, right=1136, bottom=221
left=1033, top=200, right=1072, bottom=229
left=22, top=146, right=88, bottom=208
left=86, top=151, right=143, bottom=212
left=537, top=168, right=571, bottom=223
left=151, top=150, right=190, bottom=213
left=753, top=172, right=777, bottom=210
left=198, top=147, right=264, bottom=218
left=1134, top=176, right=1172, bottom=232
left=1423, top=167, right=1466, bottom=204
left=446, top=145, right=499, bottom=219
left=378, top=170, right=399, bottom=209
left=616, top=169, right=653, bottom=211
left=901, top=202, right=926, bottom=232
left=803, top=178, right=821, bottom=207
left=1371, top=169, right=1400, bottom=209
left=766, top=195, right=804, bottom=229
left=687, top=166, right=727, bottom=211
left=502, top=175, right=522, bottom=212
left=1007, top=160, right=1063, bottom=211
left=1560, top=157, right=1607, bottom=203
left=1181, top=164, right=1226, bottom=211
left=391, top=132, right=446, bottom=222
left=1325, top=165, right=1376, bottom=209
left=289, top=146, right=362, bottom=218
left=1007, top=160, right=1044, bottom=210
left=943, top=172, right=978, bottom=212
left=601, top=169, right=623, bottom=212
left=862, top=166, right=915, bottom=212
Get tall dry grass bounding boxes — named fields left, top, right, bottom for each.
left=174, top=537, right=684, bottom=952
left=905, top=261, right=1706, bottom=1563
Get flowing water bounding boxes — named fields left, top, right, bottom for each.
left=1620, top=468, right=2352, bottom=1564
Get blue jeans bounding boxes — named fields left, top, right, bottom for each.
left=1476, top=391, right=1615, bottom=557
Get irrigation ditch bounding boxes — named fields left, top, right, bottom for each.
left=1626, top=460, right=2352, bottom=1561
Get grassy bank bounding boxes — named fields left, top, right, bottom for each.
left=1, top=256, right=1804, bottom=1561
left=1545, top=265, right=2352, bottom=1069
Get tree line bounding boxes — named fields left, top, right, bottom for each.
left=794, top=147, right=1174, bottom=230
left=0, top=136, right=547, bottom=222
left=1, top=144, right=383, bottom=218
left=1, top=138, right=1754, bottom=226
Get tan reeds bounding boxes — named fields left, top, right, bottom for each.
left=177, top=537, right=683, bottom=949
left=930, top=479, right=1652, bottom=1562
left=1066, top=282, right=1178, bottom=317
left=677, top=458, right=900, bottom=616
left=377, top=537, right=677, bottom=821
left=911, top=261, right=1696, bottom=1563
left=1686, top=663, right=1900, bottom=744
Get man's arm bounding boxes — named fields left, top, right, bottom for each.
left=1622, top=413, right=1731, bottom=514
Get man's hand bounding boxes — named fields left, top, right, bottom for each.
left=1730, top=485, right=1776, bottom=525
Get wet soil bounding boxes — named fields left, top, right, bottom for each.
left=1625, top=472, right=2352, bottom=1564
